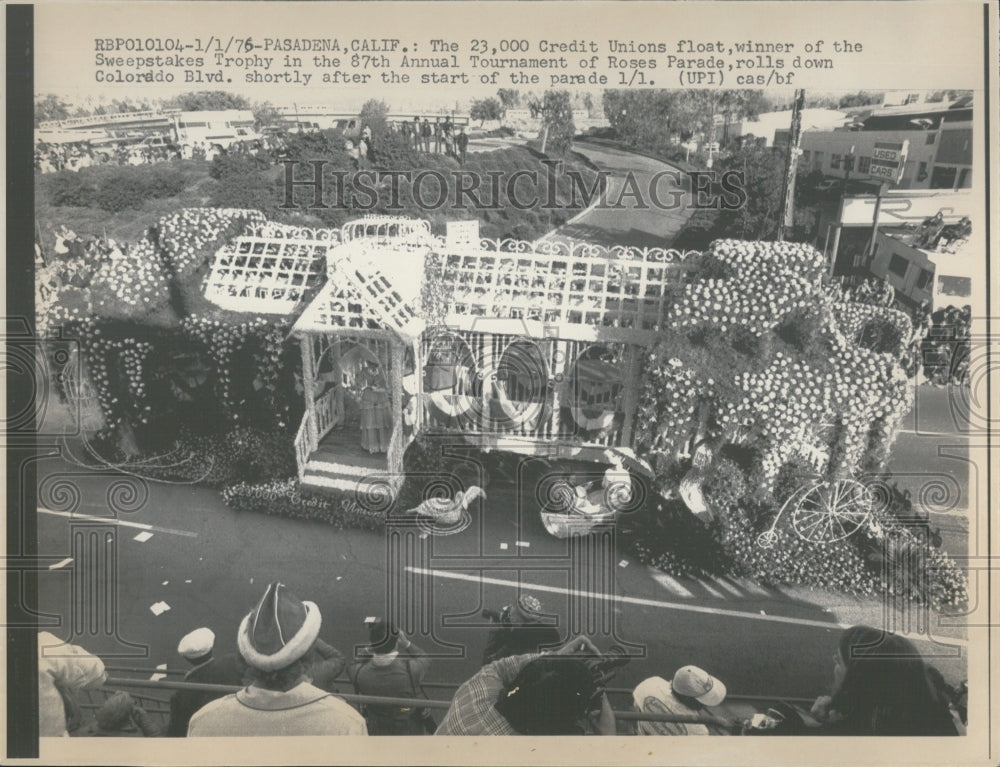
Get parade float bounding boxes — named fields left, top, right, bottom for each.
left=39, top=209, right=967, bottom=607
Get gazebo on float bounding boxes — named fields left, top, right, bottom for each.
left=202, top=215, right=698, bottom=495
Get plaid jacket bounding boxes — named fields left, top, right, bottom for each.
left=435, top=654, right=537, bottom=735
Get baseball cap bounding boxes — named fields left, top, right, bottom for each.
left=671, top=665, right=727, bottom=707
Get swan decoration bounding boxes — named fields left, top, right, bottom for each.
left=408, top=486, right=487, bottom=526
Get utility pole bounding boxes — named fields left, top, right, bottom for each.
left=776, top=89, right=805, bottom=242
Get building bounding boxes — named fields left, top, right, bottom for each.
left=865, top=219, right=975, bottom=311
left=726, top=108, right=849, bottom=148
left=817, top=190, right=976, bottom=310
left=171, top=110, right=257, bottom=147
left=799, top=96, right=973, bottom=191
left=36, top=109, right=259, bottom=148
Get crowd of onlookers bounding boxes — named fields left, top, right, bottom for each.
left=34, top=136, right=287, bottom=174
left=40, top=581, right=967, bottom=738
left=352, top=117, right=471, bottom=168
left=35, top=118, right=471, bottom=176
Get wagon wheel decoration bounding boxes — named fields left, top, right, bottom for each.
left=757, top=479, right=874, bottom=548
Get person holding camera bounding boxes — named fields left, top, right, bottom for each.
left=436, top=635, right=616, bottom=735
left=347, top=620, right=434, bottom=735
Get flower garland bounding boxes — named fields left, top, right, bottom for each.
left=182, top=315, right=283, bottom=421
left=831, top=301, right=914, bottom=357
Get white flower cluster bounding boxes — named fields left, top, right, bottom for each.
left=642, top=356, right=704, bottom=454
left=671, top=240, right=825, bottom=335
left=71, top=208, right=265, bottom=317
left=159, top=208, right=266, bottom=276
left=722, top=333, right=910, bottom=484
left=91, top=240, right=169, bottom=310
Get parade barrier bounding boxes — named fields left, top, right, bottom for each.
left=67, top=667, right=817, bottom=735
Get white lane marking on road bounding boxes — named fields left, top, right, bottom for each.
left=404, top=567, right=967, bottom=646
left=48, top=558, right=73, bottom=570
left=695, top=578, right=726, bottom=599
left=38, top=507, right=197, bottom=538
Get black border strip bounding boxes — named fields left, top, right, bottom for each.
left=6, top=2, right=38, bottom=758
left=982, top=1, right=992, bottom=759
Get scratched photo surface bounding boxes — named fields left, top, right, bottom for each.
left=9, top=1, right=998, bottom=765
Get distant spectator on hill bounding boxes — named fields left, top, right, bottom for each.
left=456, top=127, right=469, bottom=164
left=187, top=582, right=367, bottom=736
left=421, top=118, right=432, bottom=152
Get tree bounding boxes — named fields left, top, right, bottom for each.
left=718, top=90, right=772, bottom=146
left=530, top=90, right=575, bottom=156
left=470, top=97, right=503, bottom=127
left=603, top=90, right=677, bottom=149
left=717, top=142, right=786, bottom=240
left=162, top=91, right=251, bottom=111
left=34, top=94, right=71, bottom=126
left=252, top=101, right=283, bottom=130
left=358, top=99, right=390, bottom=140
left=497, top=88, right=520, bottom=112
left=837, top=91, right=884, bottom=109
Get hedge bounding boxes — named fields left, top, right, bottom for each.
left=222, top=478, right=386, bottom=531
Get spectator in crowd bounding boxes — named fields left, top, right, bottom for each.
left=436, top=636, right=615, bottom=735
left=38, top=631, right=107, bottom=737
left=187, top=582, right=367, bottom=736
left=347, top=620, right=433, bottom=734
left=166, top=627, right=248, bottom=737
left=357, top=138, right=369, bottom=170
left=808, top=624, right=958, bottom=735
left=433, top=121, right=443, bottom=154
left=421, top=118, right=432, bottom=152
left=481, top=594, right=562, bottom=665
left=300, top=634, right=346, bottom=692
left=632, top=666, right=728, bottom=735
left=82, top=691, right=163, bottom=737
left=401, top=119, right=412, bottom=147
left=412, top=117, right=422, bottom=150
left=456, top=127, right=469, bottom=165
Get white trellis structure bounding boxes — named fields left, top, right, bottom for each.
left=203, top=235, right=334, bottom=315
left=202, top=215, right=701, bottom=491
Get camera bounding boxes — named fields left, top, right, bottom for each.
left=579, top=645, right=630, bottom=688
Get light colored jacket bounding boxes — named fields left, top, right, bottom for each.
left=38, top=632, right=107, bottom=737
left=187, top=681, right=367, bottom=736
